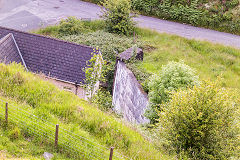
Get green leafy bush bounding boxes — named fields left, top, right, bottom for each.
left=61, top=30, right=142, bottom=62
left=158, top=80, right=240, bottom=159
left=101, top=0, right=135, bottom=35
left=91, top=88, right=113, bottom=111
left=59, top=17, right=91, bottom=35
left=146, top=61, right=199, bottom=123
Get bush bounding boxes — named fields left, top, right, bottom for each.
left=59, top=17, right=91, bottom=35
left=101, top=0, right=135, bottom=35
left=61, top=30, right=142, bottom=62
left=158, top=80, right=240, bottom=159
left=146, top=61, right=199, bottom=123
left=91, top=88, right=113, bottom=111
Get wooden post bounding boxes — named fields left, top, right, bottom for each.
left=55, top=124, right=59, bottom=148
left=133, top=31, right=136, bottom=44
left=109, top=147, right=114, bottom=160
left=5, top=102, right=8, bottom=125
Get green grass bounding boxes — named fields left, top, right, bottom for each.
left=0, top=63, right=171, bottom=160
left=134, top=28, right=240, bottom=90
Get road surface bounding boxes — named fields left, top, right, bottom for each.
left=0, top=0, right=239, bottom=48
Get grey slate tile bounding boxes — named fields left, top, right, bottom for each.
left=0, top=33, right=23, bottom=65
left=0, top=26, right=95, bottom=84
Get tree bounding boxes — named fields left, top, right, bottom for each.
left=158, top=80, right=240, bottom=159
left=145, top=61, right=199, bottom=123
left=101, top=0, right=135, bottom=35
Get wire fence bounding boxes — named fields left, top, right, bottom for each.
left=0, top=99, right=127, bottom=160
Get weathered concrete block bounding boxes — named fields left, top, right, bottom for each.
left=118, top=47, right=143, bottom=61
left=112, top=60, right=149, bottom=124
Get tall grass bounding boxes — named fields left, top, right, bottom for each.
left=0, top=63, right=170, bottom=160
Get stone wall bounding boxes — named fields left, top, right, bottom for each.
left=112, top=60, right=149, bottom=124
left=44, top=77, right=85, bottom=99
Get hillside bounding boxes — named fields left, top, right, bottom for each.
left=0, top=63, right=171, bottom=159
left=1, top=16, right=238, bottom=159
left=133, top=28, right=240, bottom=90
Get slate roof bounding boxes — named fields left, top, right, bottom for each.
left=0, top=33, right=23, bottom=65
left=0, top=26, right=95, bottom=84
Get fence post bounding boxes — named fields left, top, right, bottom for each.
left=109, top=147, right=114, bottom=160
left=55, top=124, right=59, bottom=148
left=5, top=102, right=8, bottom=125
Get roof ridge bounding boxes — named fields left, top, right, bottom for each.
left=10, top=33, right=28, bottom=71
left=0, top=26, right=94, bottom=50
left=0, top=33, right=11, bottom=43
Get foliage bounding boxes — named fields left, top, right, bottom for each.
left=35, top=19, right=105, bottom=37
left=101, top=0, right=135, bottom=35
left=61, top=30, right=142, bottom=62
left=83, top=48, right=105, bottom=100
left=91, top=88, right=113, bottom=111
left=0, top=63, right=170, bottom=160
left=58, top=17, right=91, bottom=35
left=145, top=61, right=199, bottom=123
left=157, top=80, right=240, bottom=159
left=131, top=0, right=240, bottom=35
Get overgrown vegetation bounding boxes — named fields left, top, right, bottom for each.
left=34, top=19, right=240, bottom=159
left=101, top=0, right=135, bottom=35
left=36, top=17, right=142, bottom=93
left=158, top=80, right=240, bottom=159
left=145, top=61, right=200, bottom=123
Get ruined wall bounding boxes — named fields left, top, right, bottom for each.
left=112, top=60, right=149, bottom=124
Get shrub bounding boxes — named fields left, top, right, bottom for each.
left=158, top=80, right=240, bottom=159
left=59, top=17, right=91, bottom=35
left=91, top=88, right=113, bottom=111
left=101, top=0, right=135, bottom=35
left=61, top=30, right=142, bottom=62
left=146, top=61, right=199, bottom=123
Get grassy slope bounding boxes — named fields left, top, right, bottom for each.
left=0, top=63, right=171, bottom=160
left=33, top=20, right=240, bottom=159
left=135, top=28, right=240, bottom=90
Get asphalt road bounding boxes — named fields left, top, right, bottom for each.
left=0, top=0, right=239, bottom=48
